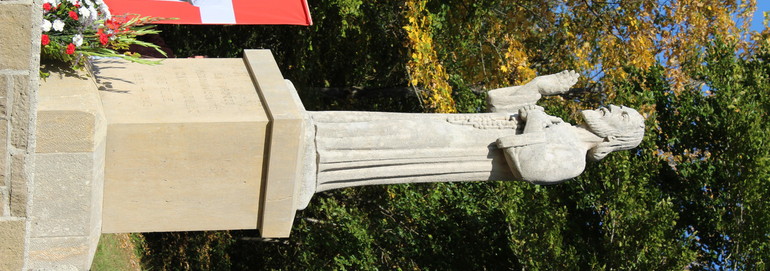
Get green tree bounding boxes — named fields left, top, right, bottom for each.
left=655, top=37, right=770, bottom=269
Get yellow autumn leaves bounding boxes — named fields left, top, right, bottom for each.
left=404, top=0, right=456, bottom=113
left=402, top=0, right=759, bottom=113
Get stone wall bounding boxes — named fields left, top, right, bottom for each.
left=0, top=0, right=40, bottom=270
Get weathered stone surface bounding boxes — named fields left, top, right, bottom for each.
left=0, top=118, right=7, bottom=186
left=31, top=154, right=94, bottom=237
left=9, top=151, right=27, bottom=216
left=33, top=68, right=107, bottom=269
left=10, top=74, right=30, bottom=150
left=244, top=50, right=307, bottom=238
left=102, top=122, right=266, bottom=233
left=0, top=74, right=8, bottom=116
left=37, top=111, right=96, bottom=153
left=1, top=1, right=40, bottom=270
left=0, top=3, right=32, bottom=70
left=28, top=236, right=90, bottom=270
left=87, top=140, right=105, bottom=263
left=94, top=58, right=266, bottom=124
left=0, top=219, right=25, bottom=271
left=310, top=112, right=516, bottom=194
left=295, top=81, right=318, bottom=211
left=95, top=58, right=269, bottom=233
left=0, top=187, right=6, bottom=217
left=0, top=75, right=8, bottom=192
left=36, top=71, right=104, bottom=154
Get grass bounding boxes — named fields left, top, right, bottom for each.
left=91, top=233, right=143, bottom=271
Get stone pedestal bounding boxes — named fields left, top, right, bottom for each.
left=91, top=51, right=307, bottom=236
left=96, top=58, right=269, bottom=233
left=32, top=50, right=308, bottom=269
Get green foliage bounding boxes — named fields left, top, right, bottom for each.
left=449, top=74, right=487, bottom=113
left=91, top=234, right=141, bottom=271
left=223, top=183, right=522, bottom=270
left=137, top=231, right=233, bottom=270
left=655, top=38, right=770, bottom=270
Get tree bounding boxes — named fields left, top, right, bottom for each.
left=654, top=36, right=770, bottom=269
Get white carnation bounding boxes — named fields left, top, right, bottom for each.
left=85, top=0, right=94, bottom=7
left=52, top=19, right=65, bottom=32
left=78, top=6, right=90, bottom=19
left=67, top=0, right=77, bottom=5
left=72, top=34, right=83, bottom=47
left=89, top=7, right=98, bottom=20
left=41, top=19, right=52, bottom=32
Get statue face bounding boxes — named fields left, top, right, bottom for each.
left=581, top=105, right=644, bottom=138
left=581, top=105, right=645, bottom=161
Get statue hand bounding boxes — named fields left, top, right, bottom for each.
left=518, top=104, right=545, bottom=121
left=487, top=70, right=579, bottom=114
left=532, top=70, right=580, bottom=96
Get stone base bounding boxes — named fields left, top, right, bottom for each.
left=95, top=58, right=269, bottom=233
left=32, top=70, right=106, bottom=270
left=102, top=122, right=266, bottom=232
left=94, top=51, right=308, bottom=236
left=30, top=50, right=310, bottom=270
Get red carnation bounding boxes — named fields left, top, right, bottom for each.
left=105, top=19, right=121, bottom=31
left=66, top=43, right=76, bottom=55
left=97, top=28, right=109, bottom=45
left=68, top=10, right=78, bottom=21
left=41, top=34, right=50, bottom=46
left=42, top=3, right=52, bottom=11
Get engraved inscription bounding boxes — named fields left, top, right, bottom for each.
left=197, top=70, right=219, bottom=110
left=95, top=58, right=266, bottom=123
left=105, top=60, right=255, bottom=110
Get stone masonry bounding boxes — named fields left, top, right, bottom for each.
left=30, top=71, right=105, bottom=269
left=0, top=0, right=41, bottom=269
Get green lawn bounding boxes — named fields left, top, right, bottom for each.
left=91, top=234, right=142, bottom=271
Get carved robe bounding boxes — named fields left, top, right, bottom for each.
left=310, top=111, right=520, bottom=192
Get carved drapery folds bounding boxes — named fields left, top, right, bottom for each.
left=297, top=70, right=645, bottom=209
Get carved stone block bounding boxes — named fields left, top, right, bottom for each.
left=95, top=58, right=269, bottom=233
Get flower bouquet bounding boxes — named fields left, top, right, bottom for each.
left=40, top=0, right=168, bottom=76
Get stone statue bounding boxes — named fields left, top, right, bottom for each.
left=486, top=70, right=645, bottom=184
left=298, top=70, right=645, bottom=208
left=496, top=104, right=644, bottom=184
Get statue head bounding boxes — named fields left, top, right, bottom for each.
left=581, top=105, right=645, bottom=161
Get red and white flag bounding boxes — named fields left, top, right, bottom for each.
left=103, top=0, right=312, bottom=25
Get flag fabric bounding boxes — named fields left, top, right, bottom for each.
left=103, top=0, right=312, bottom=25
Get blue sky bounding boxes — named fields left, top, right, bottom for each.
left=750, top=1, right=769, bottom=32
